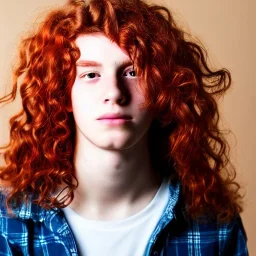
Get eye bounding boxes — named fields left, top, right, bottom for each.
left=123, top=69, right=137, bottom=77
left=80, top=72, right=101, bottom=80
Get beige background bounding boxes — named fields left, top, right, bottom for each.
left=0, top=0, right=255, bottom=254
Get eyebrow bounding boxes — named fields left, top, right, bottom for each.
left=76, top=60, right=102, bottom=67
left=76, top=59, right=134, bottom=70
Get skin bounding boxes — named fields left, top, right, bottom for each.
left=69, top=33, right=162, bottom=220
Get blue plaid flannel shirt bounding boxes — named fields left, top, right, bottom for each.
left=0, top=181, right=248, bottom=255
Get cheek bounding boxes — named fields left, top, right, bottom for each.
left=132, top=93, right=154, bottom=125
left=131, top=85, right=146, bottom=105
left=71, top=95, right=92, bottom=125
left=132, top=92, right=150, bottom=118
left=71, top=85, right=93, bottom=109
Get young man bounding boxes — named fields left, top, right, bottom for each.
left=0, top=0, right=248, bottom=255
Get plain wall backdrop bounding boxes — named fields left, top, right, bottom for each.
left=0, top=0, right=255, bottom=254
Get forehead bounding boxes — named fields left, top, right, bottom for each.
left=75, top=33, right=131, bottom=65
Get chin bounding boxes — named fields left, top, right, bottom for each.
left=95, top=140, right=135, bottom=151
left=93, top=135, right=144, bottom=151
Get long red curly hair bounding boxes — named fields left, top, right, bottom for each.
left=0, top=0, right=242, bottom=220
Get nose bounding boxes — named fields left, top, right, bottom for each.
left=103, top=76, right=129, bottom=105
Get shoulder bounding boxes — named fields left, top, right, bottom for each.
left=0, top=191, right=48, bottom=233
left=0, top=190, right=11, bottom=218
left=196, top=215, right=248, bottom=255
left=164, top=211, right=248, bottom=255
left=0, top=191, right=29, bottom=255
left=0, top=192, right=73, bottom=255
left=157, top=179, right=249, bottom=255
left=0, top=191, right=29, bottom=234
left=217, top=215, right=248, bottom=255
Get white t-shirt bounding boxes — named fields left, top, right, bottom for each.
left=63, top=179, right=169, bottom=256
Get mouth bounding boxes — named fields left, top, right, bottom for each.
left=97, top=114, right=132, bottom=124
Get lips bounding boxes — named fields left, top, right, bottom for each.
left=97, top=113, right=132, bottom=120
left=97, top=113, right=132, bottom=125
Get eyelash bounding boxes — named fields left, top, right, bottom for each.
left=123, top=69, right=137, bottom=77
left=81, top=73, right=101, bottom=79
left=80, top=69, right=137, bottom=80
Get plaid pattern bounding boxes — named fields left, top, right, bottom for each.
left=0, top=182, right=248, bottom=256
left=154, top=211, right=248, bottom=256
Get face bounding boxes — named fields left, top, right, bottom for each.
left=71, top=33, right=153, bottom=151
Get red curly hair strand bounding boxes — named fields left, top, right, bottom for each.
left=0, top=0, right=242, bottom=220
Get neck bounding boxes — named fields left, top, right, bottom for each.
left=69, top=135, right=162, bottom=220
